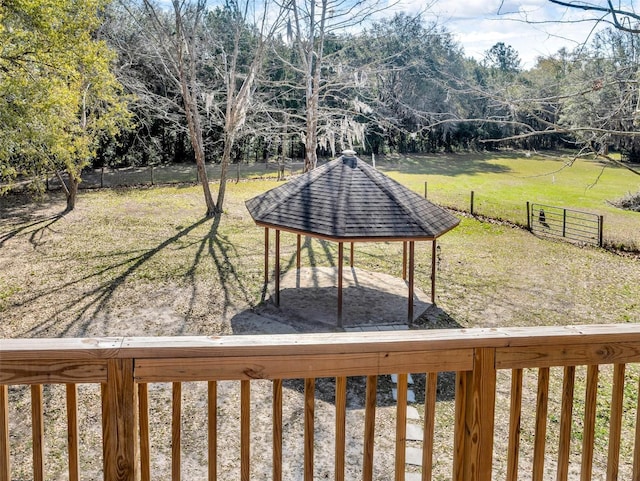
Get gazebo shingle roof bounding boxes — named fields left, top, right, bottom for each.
left=245, top=153, right=459, bottom=240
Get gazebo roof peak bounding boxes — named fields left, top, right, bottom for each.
left=245, top=153, right=459, bottom=241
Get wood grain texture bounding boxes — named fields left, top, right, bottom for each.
left=453, top=370, right=467, bottom=481
left=66, top=384, right=79, bottom=481
left=241, top=380, right=250, bottom=481
left=304, top=378, right=315, bottom=481
left=208, top=381, right=217, bottom=481
left=31, top=385, right=44, bottom=481
left=172, top=382, right=181, bottom=481
left=607, top=364, right=625, bottom=481
left=633, top=375, right=640, bottom=481
left=363, top=375, right=377, bottom=481
left=133, top=349, right=472, bottom=382
left=581, top=365, right=599, bottom=481
left=532, top=368, right=549, bottom=481
left=272, top=379, right=282, bottom=481
left=102, top=359, right=137, bottom=481
left=506, top=369, right=522, bottom=481
left=138, top=383, right=150, bottom=481
left=1, top=360, right=107, bottom=384
left=422, top=371, right=437, bottom=481
left=335, top=376, right=347, bottom=481
left=496, top=343, right=640, bottom=369
left=4, top=325, right=640, bottom=361
left=0, top=385, right=9, bottom=481
left=395, top=373, right=408, bottom=481
left=557, top=366, right=575, bottom=481
left=0, top=385, right=11, bottom=481
left=463, top=348, right=496, bottom=481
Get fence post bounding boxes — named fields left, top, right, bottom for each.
left=102, top=359, right=138, bottom=481
left=562, top=209, right=567, bottom=237
left=526, top=202, right=531, bottom=231
left=598, top=216, right=604, bottom=247
left=101, top=168, right=105, bottom=189
left=150, top=166, right=154, bottom=186
left=424, top=181, right=428, bottom=199
left=470, top=191, right=475, bottom=215
left=453, top=348, right=496, bottom=481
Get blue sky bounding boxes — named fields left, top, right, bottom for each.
left=410, top=0, right=632, bottom=67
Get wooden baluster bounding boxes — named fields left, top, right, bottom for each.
left=208, top=381, right=217, bottom=481
left=138, top=383, right=150, bottom=481
left=0, top=385, right=10, bottom=481
left=581, top=365, right=599, bottom=481
left=363, top=375, right=377, bottom=481
left=241, top=380, right=250, bottom=481
left=31, top=385, right=44, bottom=481
left=607, top=364, right=626, bottom=481
left=395, top=374, right=408, bottom=481
left=507, top=369, right=523, bottom=481
left=532, top=368, right=549, bottom=481
left=633, top=374, right=640, bottom=481
left=335, top=377, right=347, bottom=481
left=102, top=359, right=137, bottom=481
left=304, top=378, right=315, bottom=481
left=172, top=382, right=181, bottom=481
left=557, top=366, right=576, bottom=481
left=422, top=372, right=437, bottom=481
left=453, top=371, right=467, bottom=481
left=66, top=384, right=79, bottom=481
left=273, top=379, right=282, bottom=481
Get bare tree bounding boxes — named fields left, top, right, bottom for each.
left=283, top=0, right=400, bottom=171
left=120, top=0, right=285, bottom=216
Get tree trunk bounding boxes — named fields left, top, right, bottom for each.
left=216, top=134, right=233, bottom=212
left=65, top=175, right=79, bottom=212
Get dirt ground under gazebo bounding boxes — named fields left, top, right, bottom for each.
left=253, top=266, right=434, bottom=331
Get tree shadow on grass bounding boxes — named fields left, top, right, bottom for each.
left=14, top=212, right=255, bottom=338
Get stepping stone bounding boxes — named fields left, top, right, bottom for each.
left=391, top=374, right=414, bottom=384
left=406, top=406, right=420, bottom=420
left=405, top=472, right=422, bottom=481
left=392, top=388, right=416, bottom=403
left=406, top=447, right=423, bottom=466
left=406, top=423, right=423, bottom=441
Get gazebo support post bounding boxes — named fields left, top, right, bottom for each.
left=275, top=230, right=281, bottom=307
left=338, top=242, right=344, bottom=328
left=350, top=242, right=354, bottom=267
left=296, top=234, right=302, bottom=270
left=402, top=242, right=408, bottom=281
left=431, top=240, right=437, bottom=304
left=264, top=228, right=269, bottom=286
left=408, top=241, right=415, bottom=323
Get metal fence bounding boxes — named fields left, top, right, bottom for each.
left=527, top=202, right=603, bottom=247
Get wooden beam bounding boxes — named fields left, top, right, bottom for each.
left=0, top=385, right=9, bottom=481
left=338, top=242, right=344, bottom=328
left=402, top=242, right=407, bottom=281
left=264, top=228, right=269, bottom=286
left=275, top=230, right=280, bottom=307
left=408, top=241, right=415, bottom=323
left=431, top=240, right=437, bottom=304
left=296, top=234, right=301, bottom=270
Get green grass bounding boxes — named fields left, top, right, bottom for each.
left=375, top=151, right=640, bottom=249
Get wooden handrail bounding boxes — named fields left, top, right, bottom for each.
left=2, top=325, right=640, bottom=481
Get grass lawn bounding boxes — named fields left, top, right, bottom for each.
left=375, top=151, right=640, bottom=249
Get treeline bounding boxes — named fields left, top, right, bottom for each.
left=98, top=4, right=640, bottom=168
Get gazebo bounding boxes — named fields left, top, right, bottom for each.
left=245, top=150, right=460, bottom=327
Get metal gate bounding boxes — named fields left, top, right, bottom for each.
left=527, top=202, right=603, bottom=247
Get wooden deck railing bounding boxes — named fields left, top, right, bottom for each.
left=2, top=325, right=640, bottom=481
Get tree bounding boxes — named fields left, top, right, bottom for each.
left=283, top=0, right=397, bottom=171
left=0, top=0, right=131, bottom=211
left=119, top=0, right=284, bottom=215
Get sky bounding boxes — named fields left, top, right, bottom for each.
left=408, top=0, right=633, bottom=68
